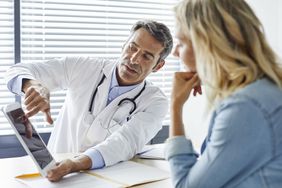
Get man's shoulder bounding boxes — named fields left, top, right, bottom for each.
left=64, top=56, right=117, bottom=65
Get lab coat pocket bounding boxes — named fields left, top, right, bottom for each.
left=81, top=118, right=110, bottom=151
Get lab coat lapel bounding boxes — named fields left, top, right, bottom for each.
left=92, top=62, right=115, bottom=116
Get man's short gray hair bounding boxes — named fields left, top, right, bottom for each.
left=130, top=20, right=173, bottom=62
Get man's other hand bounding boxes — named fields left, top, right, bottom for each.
left=47, top=155, right=92, bottom=182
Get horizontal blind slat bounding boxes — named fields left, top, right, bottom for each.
left=0, top=0, right=14, bottom=132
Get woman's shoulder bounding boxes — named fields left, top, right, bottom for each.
left=219, top=78, right=282, bottom=115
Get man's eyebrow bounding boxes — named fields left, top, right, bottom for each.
left=132, top=42, right=155, bottom=59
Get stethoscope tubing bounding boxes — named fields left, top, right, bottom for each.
left=88, top=74, right=146, bottom=115
left=88, top=74, right=106, bottom=112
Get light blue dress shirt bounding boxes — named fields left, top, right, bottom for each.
left=106, top=69, right=138, bottom=105
left=7, top=75, right=32, bottom=96
left=165, top=78, right=282, bottom=188
left=8, top=67, right=139, bottom=169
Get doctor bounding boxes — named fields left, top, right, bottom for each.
left=6, top=20, right=173, bottom=181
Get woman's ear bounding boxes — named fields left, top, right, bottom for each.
left=152, top=59, right=165, bottom=72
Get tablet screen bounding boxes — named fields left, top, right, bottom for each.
left=6, top=108, right=54, bottom=169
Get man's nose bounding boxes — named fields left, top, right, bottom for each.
left=130, top=50, right=142, bottom=64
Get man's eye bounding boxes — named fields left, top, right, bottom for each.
left=129, top=44, right=137, bottom=52
left=143, top=54, right=153, bottom=61
left=143, top=55, right=150, bottom=60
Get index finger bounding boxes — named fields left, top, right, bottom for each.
left=176, top=71, right=196, bottom=79
left=25, top=105, right=41, bottom=118
left=22, top=115, right=33, bottom=138
left=24, top=87, right=37, bottom=98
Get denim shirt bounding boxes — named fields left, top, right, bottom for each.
left=165, top=78, right=282, bottom=188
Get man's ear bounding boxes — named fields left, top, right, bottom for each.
left=152, top=59, right=165, bottom=72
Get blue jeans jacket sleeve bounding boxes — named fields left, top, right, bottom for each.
left=165, top=98, right=274, bottom=188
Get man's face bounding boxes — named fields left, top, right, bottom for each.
left=117, top=28, right=165, bottom=86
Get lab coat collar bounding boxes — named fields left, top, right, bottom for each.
left=102, top=59, right=118, bottom=79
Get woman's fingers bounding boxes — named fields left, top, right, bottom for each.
left=172, top=72, right=200, bottom=105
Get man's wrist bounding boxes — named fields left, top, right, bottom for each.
left=71, top=155, right=92, bottom=172
left=83, top=148, right=105, bottom=169
left=22, top=79, right=41, bottom=93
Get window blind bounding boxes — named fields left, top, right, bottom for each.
left=0, top=0, right=15, bottom=133
left=0, top=0, right=179, bottom=133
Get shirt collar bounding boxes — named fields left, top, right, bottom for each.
left=110, top=67, right=141, bottom=91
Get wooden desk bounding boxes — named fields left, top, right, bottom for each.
left=0, top=154, right=173, bottom=188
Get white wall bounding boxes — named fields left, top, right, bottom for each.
left=183, top=91, right=209, bottom=152
left=247, top=0, right=282, bottom=56
left=182, top=0, right=282, bottom=152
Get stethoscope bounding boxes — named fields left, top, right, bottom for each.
left=86, top=74, right=146, bottom=124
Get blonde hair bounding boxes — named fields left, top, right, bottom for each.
left=174, top=0, right=282, bottom=107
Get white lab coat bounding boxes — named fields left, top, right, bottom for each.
left=6, top=56, right=168, bottom=166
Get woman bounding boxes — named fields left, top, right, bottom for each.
left=165, top=0, right=282, bottom=187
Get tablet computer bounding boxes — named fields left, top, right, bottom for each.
left=1, top=102, right=56, bottom=177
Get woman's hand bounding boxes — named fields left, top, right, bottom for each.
left=170, top=72, right=202, bottom=137
left=171, top=72, right=201, bottom=107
